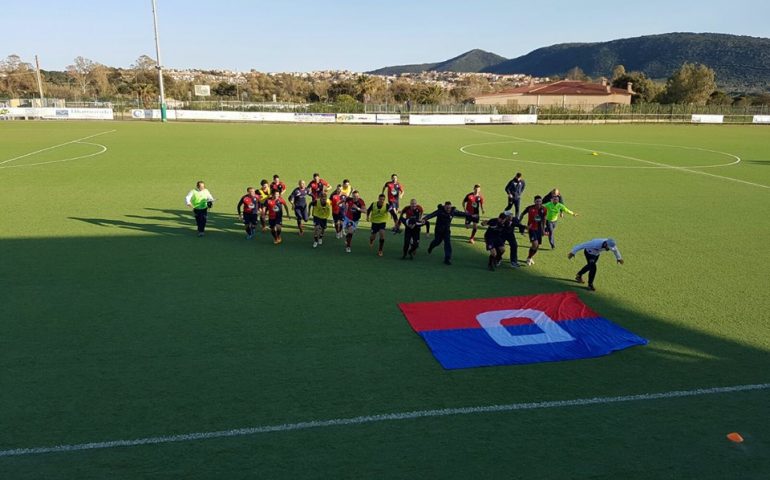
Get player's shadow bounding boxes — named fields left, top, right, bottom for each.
left=743, top=159, right=770, bottom=166
left=70, top=208, right=243, bottom=236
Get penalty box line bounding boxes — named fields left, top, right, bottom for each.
left=1, top=382, right=768, bottom=458
left=463, top=127, right=769, bottom=190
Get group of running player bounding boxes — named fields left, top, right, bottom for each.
left=186, top=171, right=622, bottom=290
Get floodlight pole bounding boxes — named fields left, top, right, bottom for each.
left=151, top=0, right=167, bottom=122
left=34, top=55, right=45, bottom=104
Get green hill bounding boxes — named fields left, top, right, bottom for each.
left=368, top=49, right=507, bottom=75
left=482, top=33, right=770, bottom=92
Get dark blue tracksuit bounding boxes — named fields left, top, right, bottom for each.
left=423, top=205, right=468, bottom=262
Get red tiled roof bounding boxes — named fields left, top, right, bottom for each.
left=479, top=80, right=631, bottom=97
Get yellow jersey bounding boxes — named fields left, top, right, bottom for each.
left=311, top=199, right=332, bottom=219
left=369, top=202, right=390, bottom=223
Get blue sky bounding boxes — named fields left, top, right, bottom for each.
left=4, top=0, right=768, bottom=72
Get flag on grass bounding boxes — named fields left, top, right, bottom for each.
left=398, top=292, right=647, bottom=369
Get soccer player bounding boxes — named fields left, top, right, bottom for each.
left=462, top=184, right=485, bottom=244
left=185, top=181, right=215, bottom=237
left=256, top=179, right=272, bottom=231
left=399, top=199, right=425, bottom=259
left=288, top=180, right=311, bottom=236
left=543, top=188, right=564, bottom=205
left=568, top=238, right=624, bottom=291
left=309, top=173, right=331, bottom=200
left=265, top=190, right=290, bottom=244
left=519, top=195, right=548, bottom=266
left=270, top=175, right=287, bottom=196
left=309, top=192, right=332, bottom=248
left=482, top=213, right=507, bottom=271
left=544, top=195, right=578, bottom=249
left=342, top=190, right=366, bottom=253
left=236, top=186, right=260, bottom=239
left=499, top=211, right=521, bottom=267
left=340, top=179, right=353, bottom=198
left=367, top=194, right=390, bottom=257
left=504, top=172, right=526, bottom=217
left=423, top=201, right=469, bottom=265
left=382, top=173, right=404, bottom=232
left=329, top=184, right=346, bottom=239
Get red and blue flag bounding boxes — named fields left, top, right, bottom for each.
left=399, top=292, right=647, bottom=369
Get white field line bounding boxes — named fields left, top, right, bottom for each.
left=0, top=130, right=116, bottom=166
left=1, top=382, right=768, bottom=458
left=460, top=141, right=741, bottom=169
left=463, top=128, right=770, bottom=189
left=0, top=141, right=108, bottom=169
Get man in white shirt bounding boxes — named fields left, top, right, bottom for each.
left=568, top=238, right=624, bottom=291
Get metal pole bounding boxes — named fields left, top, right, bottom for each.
left=34, top=55, right=45, bottom=104
left=151, top=0, right=167, bottom=122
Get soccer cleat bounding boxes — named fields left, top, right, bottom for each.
left=313, top=241, right=318, bottom=248
left=469, top=238, right=475, bottom=244
left=198, top=232, right=205, bottom=237
left=587, top=284, right=596, bottom=291
left=510, top=261, right=520, bottom=268
left=575, top=274, right=585, bottom=284
left=318, top=238, right=323, bottom=245
left=273, top=240, right=279, bottom=245
left=496, top=260, right=502, bottom=267
left=377, top=251, right=383, bottom=257
left=526, top=258, right=533, bottom=266
left=345, top=247, right=352, bottom=253
left=277, top=238, right=283, bottom=244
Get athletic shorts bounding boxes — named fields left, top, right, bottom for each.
left=332, top=212, right=343, bottom=223
left=243, top=213, right=258, bottom=225
left=528, top=229, right=543, bottom=243
left=343, top=217, right=359, bottom=231
left=486, top=238, right=504, bottom=251
left=313, top=217, right=328, bottom=229
left=388, top=200, right=399, bottom=211
left=294, top=206, right=308, bottom=222
left=465, top=214, right=479, bottom=225
left=370, top=222, right=387, bottom=234
left=269, top=217, right=283, bottom=228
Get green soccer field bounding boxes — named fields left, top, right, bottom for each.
left=1, top=121, right=769, bottom=479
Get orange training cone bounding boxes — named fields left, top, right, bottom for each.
left=726, top=432, right=744, bottom=443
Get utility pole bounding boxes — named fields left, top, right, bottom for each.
left=34, top=55, right=45, bottom=105
left=151, top=0, right=167, bottom=122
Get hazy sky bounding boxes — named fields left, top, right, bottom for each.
left=4, top=0, right=768, bottom=72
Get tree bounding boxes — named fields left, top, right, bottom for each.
left=566, top=66, right=589, bottom=81
left=611, top=65, right=626, bottom=81
left=66, top=56, right=95, bottom=95
left=0, top=54, right=37, bottom=97
left=213, top=81, right=237, bottom=97
left=611, top=71, right=663, bottom=104
left=707, top=91, right=733, bottom=106
left=660, top=63, right=716, bottom=105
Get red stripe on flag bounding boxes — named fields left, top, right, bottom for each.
left=398, top=291, right=599, bottom=332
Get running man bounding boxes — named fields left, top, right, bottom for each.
left=568, top=238, right=624, bottom=291
left=519, top=195, right=548, bottom=266
left=423, top=201, right=469, bottom=265
left=504, top=172, right=526, bottom=217
left=399, top=199, right=425, bottom=260
left=329, top=184, right=346, bottom=239
left=236, top=186, right=260, bottom=239
left=544, top=195, right=578, bottom=249
left=256, top=179, right=272, bottom=231
left=382, top=173, right=404, bottom=232
left=342, top=190, right=366, bottom=253
left=367, top=194, right=390, bottom=257
left=185, top=181, right=215, bottom=237
left=482, top=213, right=507, bottom=271
left=288, top=180, right=311, bottom=236
left=499, top=211, right=521, bottom=267
left=309, top=192, right=332, bottom=248
left=462, top=184, right=485, bottom=244
left=270, top=175, right=287, bottom=196
left=265, top=190, right=290, bottom=244
left=340, top=179, right=353, bottom=198
left=308, top=173, right=331, bottom=200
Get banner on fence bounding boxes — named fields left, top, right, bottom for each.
left=409, top=114, right=466, bottom=125
left=7, top=107, right=113, bottom=120
left=501, top=114, right=538, bottom=124
left=691, top=114, right=724, bottom=124
left=336, top=113, right=377, bottom=124
left=376, top=114, right=401, bottom=124
left=753, top=115, right=770, bottom=124
left=295, top=113, right=336, bottom=123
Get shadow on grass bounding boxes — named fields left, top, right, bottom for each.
left=743, top=159, right=770, bottom=166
